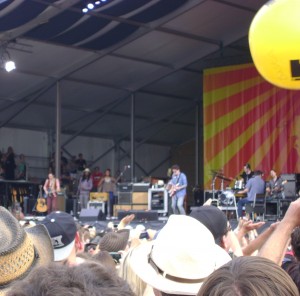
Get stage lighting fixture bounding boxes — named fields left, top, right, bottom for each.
left=0, top=47, right=16, bottom=73
left=87, top=2, right=94, bottom=9
left=81, top=0, right=111, bottom=14
left=5, top=60, right=16, bottom=72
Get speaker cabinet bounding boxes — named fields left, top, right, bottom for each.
left=284, top=181, right=296, bottom=198
left=117, top=210, right=158, bottom=221
left=79, top=208, right=106, bottom=222
left=281, top=174, right=296, bottom=181
left=118, top=192, right=132, bottom=204
left=132, top=192, right=148, bottom=204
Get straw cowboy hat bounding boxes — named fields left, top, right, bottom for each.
left=0, top=207, right=54, bottom=295
left=130, top=215, right=231, bottom=295
left=99, top=229, right=130, bottom=252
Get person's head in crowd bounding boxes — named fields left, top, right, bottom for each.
left=19, top=153, right=25, bottom=162
left=291, top=227, right=300, bottom=261
left=98, top=229, right=130, bottom=253
left=119, top=247, right=148, bottom=296
left=93, top=166, right=100, bottom=173
left=76, top=223, right=95, bottom=253
left=40, top=211, right=84, bottom=264
left=93, top=250, right=117, bottom=271
left=130, top=215, right=231, bottom=296
left=77, top=224, right=91, bottom=243
left=197, top=256, right=298, bottom=296
left=189, top=206, right=230, bottom=249
left=6, top=261, right=135, bottom=296
left=7, top=146, right=14, bottom=155
left=0, top=207, right=53, bottom=295
left=284, top=262, right=300, bottom=294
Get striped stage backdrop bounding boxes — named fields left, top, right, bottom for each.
left=203, top=63, right=300, bottom=190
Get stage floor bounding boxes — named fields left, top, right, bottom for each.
left=22, top=213, right=275, bottom=235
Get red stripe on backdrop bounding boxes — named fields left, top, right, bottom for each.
left=204, top=87, right=287, bottom=163
left=204, top=94, right=291, bottom=188
left=204, top=81, right=273, bottom=126
left=204, top=64, right=258, bottom=93
left=259, top=93, right=300, bottom=173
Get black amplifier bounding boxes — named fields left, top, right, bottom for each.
left=117, top=183, right=133, bottom=192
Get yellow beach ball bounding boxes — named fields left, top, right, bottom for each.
left=249, top=0, right=300, bottom=89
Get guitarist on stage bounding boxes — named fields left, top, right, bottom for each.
left=266, top=169, right=286, bottom=199
left=43, top=172, right=61, bottom=214
left=167, top=164, right=188, bottom=215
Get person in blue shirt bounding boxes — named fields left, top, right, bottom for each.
left=168, top=164, right=188, bottom=215
left=237, top=170, right=265, bottom=218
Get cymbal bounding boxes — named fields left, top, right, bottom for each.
left=216, top=175, right=232, bottom=182
left=210, top=169, right=224, bottom=175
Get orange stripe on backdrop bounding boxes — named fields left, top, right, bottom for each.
left=203, top=73, right=263, bottom=108
left=259, top=93, right=300, bottom=173
left=204, top=64, right=259, bottom=93
left=204, top=91, right=290, bottom=188
left=204, top=86, right=285, bottom=162
left=262, top=91, right=300, bottom=174
left=204, top=79, right=273, bottom=126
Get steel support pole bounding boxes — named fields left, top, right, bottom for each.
left=55, top=82, right=61, bottom=179
left=130, top=93, right=135, bottom=182
left=195, top=103, right=199, bottom=185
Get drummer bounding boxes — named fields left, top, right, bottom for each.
left=240, top=163, right=254, bottom=186
left=237, top=170, right=265, bottom=218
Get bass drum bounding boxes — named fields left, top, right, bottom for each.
left=219, top=190, right=235, bottom=206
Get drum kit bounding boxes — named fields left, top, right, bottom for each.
left=210, top=169, right=244, bottom=206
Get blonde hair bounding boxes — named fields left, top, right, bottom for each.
left=198, top=256, right=298, bottom=296
left=119, top=247, right=148, bottom=296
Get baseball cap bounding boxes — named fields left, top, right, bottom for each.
left=41, top=211, right=77, bottom=261
left=189, top=206, right=228, bottom=245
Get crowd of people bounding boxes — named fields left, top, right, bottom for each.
left=0, top=146, right=26, bottom=180
left=3, top=152, right=300, bottom=295
left=2, top=196, right=300, bottom=295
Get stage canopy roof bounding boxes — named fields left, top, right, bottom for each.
left=0, top=0, right=267, bottom=147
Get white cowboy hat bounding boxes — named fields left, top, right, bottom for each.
left=130, top=215, right=231, bottom=295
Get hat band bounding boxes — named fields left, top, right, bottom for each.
left=0, top=234, right=35, bottom=286
left=148, top=248, right=205, bottom=284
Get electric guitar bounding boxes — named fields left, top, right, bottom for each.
left=270, top=180, right=287, bottom=195
left=168, top=183, right=180, bottom=197
left=36, top=185, right=47, bottom=213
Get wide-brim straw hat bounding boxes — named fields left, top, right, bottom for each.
left=130, top=215, right=231, bottom=295
left=99, top=229, right=130, bottom=252
left=0, top=207, right=54, bottom=295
